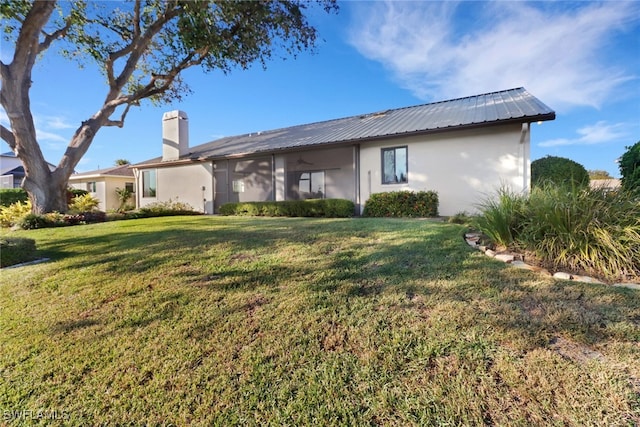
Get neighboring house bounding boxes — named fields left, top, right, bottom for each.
left=133, top=87, right=555, bottom=216
left=68, top=165, right=135, bottom=211
left=590, top=178, right=621, bottom=192
left=0, top=152, right=56, bottom=189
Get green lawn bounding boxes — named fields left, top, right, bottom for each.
left=1, top=216, right=639, bottom=426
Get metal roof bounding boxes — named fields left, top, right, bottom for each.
left=137, top=87, right=554, bottom=165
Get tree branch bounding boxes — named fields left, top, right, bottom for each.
left=0, top=124, right=17, bottom=151
left=105, top=5, right=182, bottom=101
left=38, top=19, right=72, bottom=53
left=133, top=0, right=141, bottom=38
left=103, top=103, right=132, bottom=128
left=12, top=1, right=56, bottom=70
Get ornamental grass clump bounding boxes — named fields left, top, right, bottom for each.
left=520, top=185, right=640, bottom=281
left=474, top=187, right=527, bottom=249
left=477, top=185, right=640, bottom=282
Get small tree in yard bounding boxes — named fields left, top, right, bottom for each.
left=531, top=156, right=589, bottom=189
left=0, top=1, right=337, bottom=214
left=619, top=141, right=640, bottom=194
left=115, top=187, right=133, bottom=211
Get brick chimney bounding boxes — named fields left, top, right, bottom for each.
left=162, top=110, right=188, bottom=161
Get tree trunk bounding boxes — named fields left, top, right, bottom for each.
left=23, top=172, right=69, bottom=214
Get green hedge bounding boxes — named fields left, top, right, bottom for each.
left=363, top=191, right=439, bottom=217
left=0, top=237, right=36, bottom=268
left=0, top=189, right=28, bottom=207
left=220, top=199, right=355, bottom=218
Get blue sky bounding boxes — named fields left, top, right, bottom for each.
left=1, top=1, right=639, bottom=177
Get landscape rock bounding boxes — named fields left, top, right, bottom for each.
left=572, top=275, right=605, bottom=285
left=485, top=249, right=496, bottom=257
left=478, top=245, right=487, bottom=252
left=466, top=239, right=477, bottom=247
left=494, top=254, right=515, bottom=263
left=553, top=272, right=573, bottom=280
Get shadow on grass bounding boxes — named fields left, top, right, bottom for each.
left=31, top=217, right=640, bottom=350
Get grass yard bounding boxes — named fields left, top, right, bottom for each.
left=1, top=216, right=639, bottom=426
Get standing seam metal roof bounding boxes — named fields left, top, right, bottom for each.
left=137, top=87, right=555, bottom=165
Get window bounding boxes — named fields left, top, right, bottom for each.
left=142, top=170, right=156, bottom=197
left=382, top=146, right=408, bottom=184
left=298, top=171, right=325, bottom=199
left=125, top=182, right=134, bottom=193
left=87, top=181, right=96, bottom=192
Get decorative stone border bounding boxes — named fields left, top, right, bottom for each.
left=464, top=232, right=639, bottom=290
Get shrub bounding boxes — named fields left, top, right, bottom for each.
left=531, top=156, right=589, bottom=189
left=68, top=193, right=100, bottom=213
left=0, top=237, right=36, bottom=268
left=0, top=188, right=28, bottom=207
left=0, top=200, right=32, bottom=228
left=363, top=191, right=438, bottom=218
left=619, top=141, right=640, bottom=194
left=447, top=211, right=474, bottom=225
left=219, top=199, right=355, bottom=218
left=138, top=200, right=200, bottom=217
left=18, top=213, right=54, bottom=230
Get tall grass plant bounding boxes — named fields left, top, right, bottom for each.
left=477, top=185, right=640, bottom=282
left=474, top=187, right=527, bottom=248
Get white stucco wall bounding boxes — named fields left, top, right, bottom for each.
left=359, top=123, right=530, bottom=216
left=138, top=162, right=214, bottom=214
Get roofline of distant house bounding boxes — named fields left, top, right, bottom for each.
left=68, top=173, right=134, bottom=179
left=132, top=113, right=555, bottom=170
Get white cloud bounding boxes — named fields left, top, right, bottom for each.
left=348, top=1, right=638, bottom=111
left=538, top=121, right=628, bottom=147
left=43, top=115, right=75, bottom=130
left=0, top=107, right=71, bottom=151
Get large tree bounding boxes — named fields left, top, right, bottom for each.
left=0, top=0, right=337, bottom=213
left=619, top=141, right=640, bottom=193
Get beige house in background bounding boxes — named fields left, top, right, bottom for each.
left=69, top=165, right=135, bottom=211
left=133, top=87, right=555, bottom=216
left=590, top=178, right=621, bottom=192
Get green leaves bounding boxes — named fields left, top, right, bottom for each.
left=619, top=141, right=640, bottom=193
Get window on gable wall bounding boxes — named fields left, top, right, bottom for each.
left=87, top=182, right=96, bottom=192
left=382, top=146, right=408, bottom=184
left=142, top=170, right=156, bottom=197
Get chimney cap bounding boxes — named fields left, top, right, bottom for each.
left=162, top=110, right=188, bottom=121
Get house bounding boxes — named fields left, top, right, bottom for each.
left=68, top=165, right=135, bottom=211
left=590, top=178, right=621, bottom=192
left=133, top=87, right=555, bottom=216
left=0, top=152, right=56, bottom=189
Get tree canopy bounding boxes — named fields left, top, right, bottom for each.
left=531, top=156, right=589, bottom=189
left=619, top=141, right=640, bottom=193
left=0, top=0, right=337, bottom=213
left=588, top=170, right=613, bottom=180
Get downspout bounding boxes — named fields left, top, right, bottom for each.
left=520, top=123, right=530, bottom=193
left=271, top=154, right=276, bottom=201
left=133, top=168, right=140, bottom=209
left=354, top=145, right=360, bottom=215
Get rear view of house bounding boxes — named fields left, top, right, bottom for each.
left=133, top=87, right=555, bottom=216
